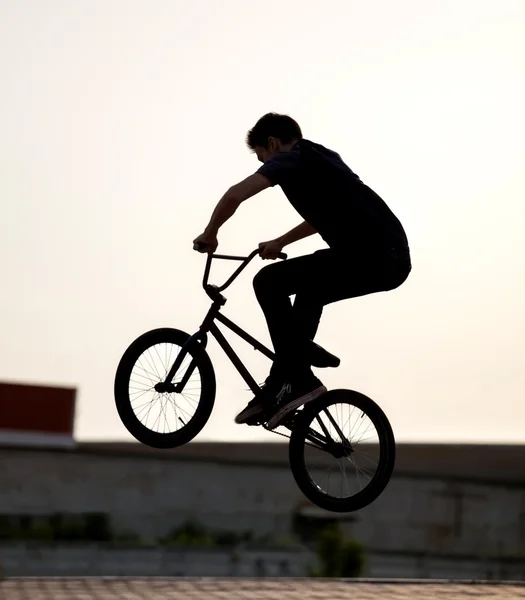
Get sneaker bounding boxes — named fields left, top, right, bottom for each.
left=266, top=375, right=327, bottom=430
left=234, top=377, right=280, bottom=425
left=234, top=397, right=266, bottom=425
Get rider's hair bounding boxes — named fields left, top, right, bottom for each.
left=246, top=113, right=303, bottom=150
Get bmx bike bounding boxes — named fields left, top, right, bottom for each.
left=114, top=246, right=396, bottom=512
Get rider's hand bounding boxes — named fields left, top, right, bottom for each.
left=193, top=230, right=218, bottom=254
left=259, top=238, right=284, bottom=260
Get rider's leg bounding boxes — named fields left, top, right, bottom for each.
left=269, top=296, right=324, bottom=379
left=236, top=250, right=342, bottom=427
left=235, top=247, right=411, bottom=425
left=254, top=248, right=368, bottom=378
left=234, top=253, right=327, bottom=425
left=253, top=256, right=322, bottom=380
left=290, top=294, right=324, bottom=364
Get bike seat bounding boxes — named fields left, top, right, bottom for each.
left=309, top=341, right=340, bottom=368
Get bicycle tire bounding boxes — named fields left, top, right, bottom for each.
left=114, top=327, right=216, bottom=448
left=288, top=388, right=395, bottom=512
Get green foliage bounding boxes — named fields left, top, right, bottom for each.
left=309, top=524, right=366, bottom=578
left=0, top=510, right=336, bottom=569
left=113, top=531, right=151, bottom=545
left=214, top=529, right=253, bottom=546
left=292, top=511, right=340, bottom=543
left=84, top=513, right=112, bottom=541
left=48, top=513, right=84, bottom=541
left=271, top=534, right=297, bottom=548
left=0, top=513, right=267, bottom=549
left=162, top=519, right=214, bottom=547
left=0, top=516, right=14, bottom=540
left=0, top=512, right=113, bottom=542
left=161, top=520, right=260, bottom=548
left=24, top=523, right=54, bottom=541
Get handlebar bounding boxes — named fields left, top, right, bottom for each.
left=193, top=242, right=287, bottom=293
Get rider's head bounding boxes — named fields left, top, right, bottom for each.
left=246, top=113, right=302, bottom=163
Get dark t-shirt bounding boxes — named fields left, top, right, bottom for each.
left=256, top=138, right=409, bottom=254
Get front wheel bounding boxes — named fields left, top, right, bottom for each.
left=288, top=389, right=395, bottom=512
left=114, top=328, right=216, bottom=448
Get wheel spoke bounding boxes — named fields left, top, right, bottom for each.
left=143, top=349, right=163, bottom=382
left=323, top=408, right=349, bottom=444
left=153, top=344, right=170, bottom=378
left=356, top=448, right=380, bottom=469
left=133, top=361, right=159, bottom=385
left=129, top=387, right=155, bottom=402
left=143, top=391, right=160, bottom=428
left=119, top=338, right=207, bottom=436
left=291, top=393, right=394, bottom=509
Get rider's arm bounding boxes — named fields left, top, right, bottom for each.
left=278, top=221, right=317, bottom=247
left=204, top=174, right=272, bottom=234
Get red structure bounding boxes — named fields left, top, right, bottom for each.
left=0, top=381, right=76, bottom=448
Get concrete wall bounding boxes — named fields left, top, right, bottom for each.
left=0, top=543, right=314, bottom=577
left=1, top=447, right=524, bottom=566
left=349, top=477, right=525, bottom=558
left=1, top=544, right=524, bottom=580
left=0, top=448, right=295, bottom=537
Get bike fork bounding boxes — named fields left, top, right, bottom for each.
left=162, top=302, right=219, bottom=392
left=163, top=331, right=207, bottom=393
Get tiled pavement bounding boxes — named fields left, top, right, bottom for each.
left=1, top=578, right=525, bottom=600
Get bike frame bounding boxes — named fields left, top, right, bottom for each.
left=162, top=247, right=351, bottom=450
left=164, top=248, right=285, bottom=395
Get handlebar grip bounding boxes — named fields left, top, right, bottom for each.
left=277, top=252, right=287, bottom=260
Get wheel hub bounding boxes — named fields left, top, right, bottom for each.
left=330, top=442, right=354, bottom=459
left=154, top=382, right=177, bottom=393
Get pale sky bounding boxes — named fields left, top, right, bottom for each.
left=1, top=0, right=525, bottom=444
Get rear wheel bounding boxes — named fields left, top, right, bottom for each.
left=288, top=389, right=395, bottom=512
left=114, top=328, right=216, bottom=448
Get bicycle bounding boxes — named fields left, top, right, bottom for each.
left=114, top=246, right=396, bottom=512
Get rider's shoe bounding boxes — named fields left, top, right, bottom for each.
left=234, top=397, right=265, bottom=425
left=266, top=374, right=327, bottom=430
left=234, top=377, right=280, bottom=425
left=309, top=340, right=340, bottom=368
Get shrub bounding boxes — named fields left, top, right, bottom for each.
left=24, top=523, right=54, bottom=541
left=162, top=519, right=214, bottom=547
left=0, top=516, right=14, bottom=540
left=310, top=524, right=366, bottom=578
left=83, top=513, right=112, bottom=541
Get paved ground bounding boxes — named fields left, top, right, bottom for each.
left=1, top=578, right=525, bottom=599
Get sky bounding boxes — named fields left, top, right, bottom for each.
left=1, top=0, right=525, bottom=444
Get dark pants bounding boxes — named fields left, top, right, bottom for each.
left=252, top=247, right=411, bottom=380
